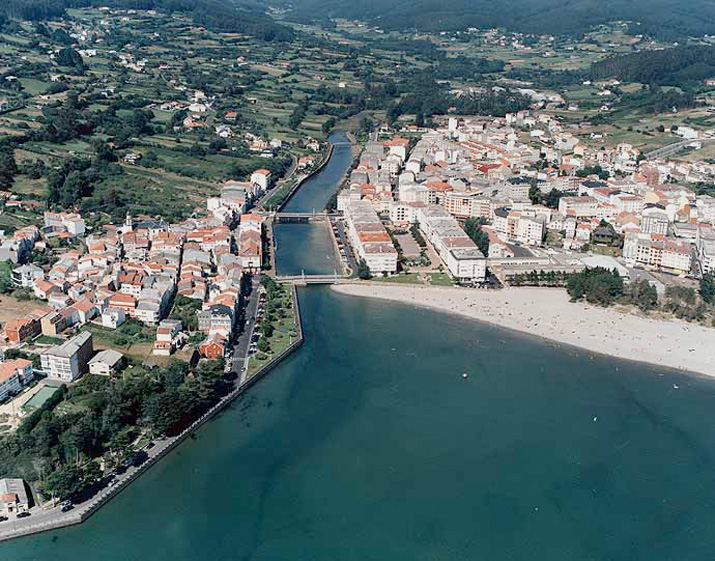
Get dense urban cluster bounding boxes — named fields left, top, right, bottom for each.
left=336, top=113, right=715, bottom=312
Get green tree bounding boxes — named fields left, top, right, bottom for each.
left=626, top=279, right=658, bottom=311
left=0, top=144, right=17, bottom=189
left=357, top=258, right=372, bottom=280
left=55, top=47, right=84, bottom=70
left=143, top=389, right=187, bottom=436
left=0, top=260, right=13, bottom=294
left=257, top=337, right=271, bottom=354
left=463, top=217, right=490, bottom=255
left=566, top=267, right=624, bottom=306
left=700, top=273, right=715, bottom=304
left=45, top=464, right=84, bottom=501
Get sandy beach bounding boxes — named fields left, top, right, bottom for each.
left=332, top=282, right=715, bottom=378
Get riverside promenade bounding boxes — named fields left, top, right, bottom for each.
left=0, top=284, right=304, bottom=544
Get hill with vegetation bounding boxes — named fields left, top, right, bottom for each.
left=1, top=0, right=294, bottom=41
left=590, top=45, right=715, bottom=86
left=284, top=0, right=715, bottom=39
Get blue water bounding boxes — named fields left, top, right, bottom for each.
left=273, top=129, right=351, bottom=277
left=281, top=130, right=352, bottom=213
left=273, top=222, right=339, bottom=276
left=5, top=286, right=715, bottom=560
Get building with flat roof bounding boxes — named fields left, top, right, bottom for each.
left=344, top=200, right=398, bottom=274
left=416, top=205, right=486, bottom=283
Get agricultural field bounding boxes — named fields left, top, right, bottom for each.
left=0, top=7, right=403, bottom=224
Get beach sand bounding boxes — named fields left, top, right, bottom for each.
left=332, top=282, right=715, bottom=378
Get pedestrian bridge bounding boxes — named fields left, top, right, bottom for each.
left=275, top=273, right=348, bottom=285
left=273, top=211, right=339, bottom=223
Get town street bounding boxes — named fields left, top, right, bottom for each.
left=231, top=276, right=262, bottom=385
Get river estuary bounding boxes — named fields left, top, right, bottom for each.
left=6, top=132, right=715, bottom=560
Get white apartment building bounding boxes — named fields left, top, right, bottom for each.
left=612, top=193, right=644, bottom=214
left=558, top=196, right=599, bottom=218
left=697, top=194, right=715, bottom=224
left=250, top=169, right=271, bottom=191
left=237, top=213, right=262, bottom=271
left=41, top=331, right=93, bottom=383
left=623, top=232, right=692, bottom=274
left=344, top=201, right=398, bottom=274
left=416, top=205, right=486, bottom=283
left=641, top=206, right=669, bottom=236
left=516, top=215, right=546, bottom=246
left=0, top=359, right=33, bottom=402
left=441, top=192, right=492, bottom=220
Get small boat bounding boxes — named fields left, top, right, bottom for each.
left=462, top=373, right=469, bottom=379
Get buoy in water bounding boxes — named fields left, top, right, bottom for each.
left=462, top=373, right=469, bottom=379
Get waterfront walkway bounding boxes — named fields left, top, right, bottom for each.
left=0, top=283, right=304, bottom=543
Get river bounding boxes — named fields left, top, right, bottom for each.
left=281, top=130, right=353, bottom=213
left=6, top=130, right=715, bottom=560
left=273, top=130, right=351, bottom=277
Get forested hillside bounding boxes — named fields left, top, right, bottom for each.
left=590, top=46, right=715, bottom=86
left=284, top=0, right=715, bottom=39
left=1, top=0, right=294, bottom=41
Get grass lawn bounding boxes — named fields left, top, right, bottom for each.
left=429, top=273, right=454, bottom=286
left=0, top=294, right=39, bottom=325
left=375, top=273, right=423, bottom=284
left=11, top=176, right=47, bottom=198
left=246, top=285, right=298, bottom=379
left=86, top=321, right=154, bottom=363
left=19, top=78, right=49, bottom=96
left=35, top=335, right=65, bottom=345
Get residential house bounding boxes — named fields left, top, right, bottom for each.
left=4, top=316, right=40, bottom=344
left=152, top=319, right=184, bottom=356
left=88, top=349, right=125, bottom=376
left=11, top=264, right=43, bottom=288
left=197, top=304, right=233, bottom=335
left=198, top=332, right=227, bottom=359
left=101, top=308, right=126, bottom=329
left=0, top=479, right=29, bottom=515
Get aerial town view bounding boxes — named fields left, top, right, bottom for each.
left=0, top=0, right=714, bottom=558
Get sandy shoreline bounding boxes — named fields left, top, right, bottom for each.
left=332, top=282, right=715, bottom=378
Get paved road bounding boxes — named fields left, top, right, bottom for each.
left=0, top=433, right=180, bottom=541
left=254, top=155, right=300, bottom=212
left=645, top=138, right=715, bottom=160
left=231, top=276, right=262, bottom=385
left=0, top=277, right=266, bottom=542
left=334, top=219, right=358, bottom=277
